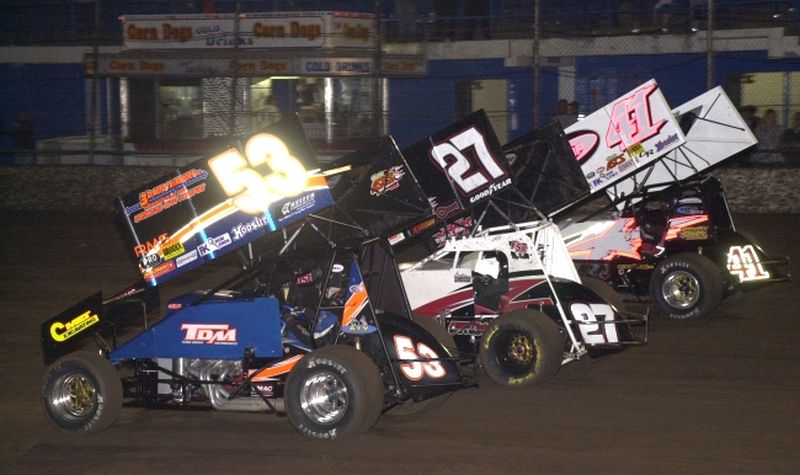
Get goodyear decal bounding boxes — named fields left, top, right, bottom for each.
left=50, top=309, right=100, bottom=342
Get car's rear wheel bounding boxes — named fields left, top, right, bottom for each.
left=479, top=310, right=562, bottom=387
left=285, top=345, right=383, bottom=440
left=42, top=351, right=122, bottom=434
left=649, top=252, right=723, bottom=320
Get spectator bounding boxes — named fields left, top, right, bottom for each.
left=201, top=0, right=216, bottom=14
left=464, top=0, right=490, bottom=40
left=394, top=0, right=417, bottom=41
left=654, top=0, right=674, bottom=32
left=739, top=105, right=760, bottom=132
left=433, top=0, right=458, bottom=41
left=779, top=111, right=800, bottom=165
left=256, top=95, right=282, bottom=130
left=11, top=110, right=35, bottom=165
left=751, top=108, right=784, bottom=165
left=553, top=99, right=576, bottom=127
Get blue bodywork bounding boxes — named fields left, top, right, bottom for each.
left=109, top=297, right=283, bottom=362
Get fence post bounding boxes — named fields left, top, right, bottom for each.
left=230, top=0, right=242, bottom=139
left=532, top=0, right=540, bottom=127
left=707, top=0, right=714, bottom=90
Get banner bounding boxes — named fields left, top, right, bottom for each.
left=122, top=12, right=376, bottom=50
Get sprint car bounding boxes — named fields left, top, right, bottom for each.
left=40, top=117, right=473, bottom=440
left=558, top=83, right=791, bottom=319
left=402, top=221, right=647, bottom=386
left=559, top=175, right=791, bottom=319
left=389, top=112, right=646, bottom=387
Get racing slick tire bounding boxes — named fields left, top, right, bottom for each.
left=479, top=309, right=562, bottom=387
left=286, top=345, right=384, bottom=440
left=581, top=276, right=627, bottom=313
left=42, top=351, right=123, bottom=434
left=649, top=252, right=724, bottom=320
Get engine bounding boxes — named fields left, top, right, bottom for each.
left=154, top=358, right=285, bottom=413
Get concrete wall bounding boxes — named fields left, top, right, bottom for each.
left=0, top=165, right=798, bottom=213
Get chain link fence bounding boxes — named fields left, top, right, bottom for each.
left=1, top=1, right=800, bottom=166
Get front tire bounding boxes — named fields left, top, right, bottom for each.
left=649, top=252, right=723, bottom=320
left=42, top=351, right=123, bottom=434
left=479, top=310, right=562, bottom=387
left=285, top=345, right=383, bottom=440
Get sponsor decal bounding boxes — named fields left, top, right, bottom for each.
left=410, top=217, right=438, bottom=235
left=567, top=131, right=600, bottom=163
left=49, top=309, right=100, bottom=342
left=126, top=169, right=208, bottom=222
left=231, top=214, right=270, bottom=241
left=509, top=240, right=530, bottom=259
left=454, top=273, right=471, bottom=283
left=144, top=260, right=176, bottom=280
left=679, top=226, right=709, bottom=241
left=133, top=233, right=169, bottom=258
left=369, top=165, right=405, bottom=196
left=162, top=241, right=185, bottom=260
left=625, top=143, right=645, bottom=158
left=197, top=233, right=232, bottom=257
left=467, top=177, right=512, bottom=204
left=344, top=315, right=377, bottom=334
left=279, top=193, right=316, bottom=220
left=181, top=323, right=238, bottom=345
left=655, top=133, right=680, bottom=152
left=432, top=216, right=474, bottom=247
left=433, top=201, right=461, bottom=220
left=447, top=320, right=490, bottom=336
left=676, top=205, right=704, bottom=215
left=175, top=249, right=199, bottom=268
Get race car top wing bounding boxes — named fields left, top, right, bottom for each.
left=565, top=79, right=686, bottom=195
left=402, top=109, right=512, bottom=221
left=503, top=122, right=590, bottom=218
left=326, top=136, right=433, bottom=242
left=600, top=86, right=757, bottom=207
left=117, top=115, right=333, bottom=286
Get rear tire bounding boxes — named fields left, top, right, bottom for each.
left=42, top=351, right=122, bottom=434
left=285, top=345, right=383, bottom=440
left=649, top=252, right=723, bottom=320
left=479, top=310, right=562, bottom=387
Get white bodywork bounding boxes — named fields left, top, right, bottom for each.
left=403, top=220, right=600, bottom=362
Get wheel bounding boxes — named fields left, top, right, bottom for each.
left=42, top=351, right=123, bottom=434
left=649, top=252, right=723, bottom=320
left=479, top=309, right=562, bottom=387
left=285, top=345, right=384, bottom=440
left=581, top=276, right=627, bottom=313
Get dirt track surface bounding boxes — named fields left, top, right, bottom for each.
left=1, top=211, right=798, bottom=474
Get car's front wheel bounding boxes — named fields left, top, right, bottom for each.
left=285, top=345, right=384, bottom=440
left=42, top=351, right=123, bottom=434
left=649, top=252, right=723, bottom=320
